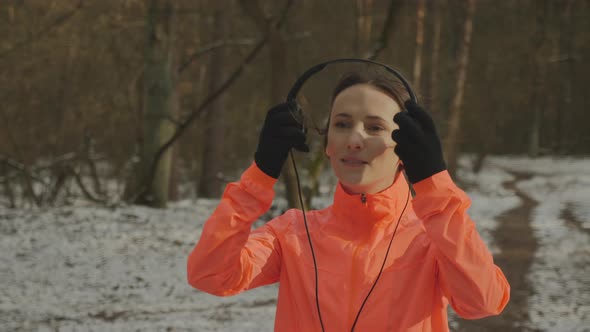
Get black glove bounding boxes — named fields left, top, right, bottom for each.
left=254, top=102, right=309, bottom=179
left=392, top=101, right=446, bottom=184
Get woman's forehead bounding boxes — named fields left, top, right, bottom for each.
left=331, top=84, right=400, bottom=119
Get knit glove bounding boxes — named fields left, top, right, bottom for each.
left=254, top=102, right=309, bottom=179
left=392, top=101, right=447, bottom=184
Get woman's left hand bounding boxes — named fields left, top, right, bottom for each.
left=392, top=101, right=447, bottom=184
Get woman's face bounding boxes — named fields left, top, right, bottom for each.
left=325, top=84, right=402, bottom=194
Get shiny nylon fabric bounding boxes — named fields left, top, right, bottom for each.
left=187, top=163, right=510, bottom=331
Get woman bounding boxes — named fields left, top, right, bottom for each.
left=187, top=71, right=510, bottom=331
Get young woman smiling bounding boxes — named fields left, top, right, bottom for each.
left=187, top=71, right=510, bottom=332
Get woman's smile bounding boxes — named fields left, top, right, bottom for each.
left=341, top=156, right=368, bottom=167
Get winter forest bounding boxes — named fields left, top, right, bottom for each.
left=1, top=0, right=589, bottom=331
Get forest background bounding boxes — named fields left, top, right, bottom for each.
left=2, top=1, right=590, bottom=331
left=0, top=0, right=588, bottom=210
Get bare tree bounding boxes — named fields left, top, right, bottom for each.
left=412, top=0, right=426, bottom=88
left=528, top=0, right=549, bottom=157
left=443, top=0, right=476, bottom=176
left=239, top=0, right=304, bottom=210
left=198, top=2, right=230, bottom=198
left=427, top=0, right=443, bottom=114
left=354, top=0, right=374, bottom=57
left=367, top=0, right=403, bottom=61
left=126, top=0, right=177, bottom=207
left=0, top=1, right=83, bottom=61
left=125, top=0, right=294, bottom=206
left=556, top=0, right=574, bottom=154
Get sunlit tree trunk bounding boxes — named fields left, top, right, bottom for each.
left=354, top=0, right=373, bottom=57
left=444, top=0, right=476, bottom=176
left=428, top=0, right=443, bottom=114
left=412, top=0, right=425, bottom=88
left=127, top=0, right=177, bottom=207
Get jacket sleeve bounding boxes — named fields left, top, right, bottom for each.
left=187, top=162, right=283, bottom=296
left=412, top=170, right=510, bottom=319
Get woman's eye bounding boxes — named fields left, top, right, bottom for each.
left=334, top=121, right=350, bottom=129
left=367, top=125, right=385, bottom=132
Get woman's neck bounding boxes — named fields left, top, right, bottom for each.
left=340, top=169, right=402, bottom=195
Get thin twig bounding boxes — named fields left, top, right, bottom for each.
left=177, top=38, right=257, bottom=73
left=0, top=1, right=83, bottom=61
left=67, top=165, right=107, bottom=204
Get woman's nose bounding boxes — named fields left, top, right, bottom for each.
left=346, top=130, right=365, bottom=150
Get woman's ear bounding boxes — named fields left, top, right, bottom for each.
left=397, top=160, right=405, bottom=174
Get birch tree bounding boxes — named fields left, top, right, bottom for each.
left=126, top=0, right=177, bottom=207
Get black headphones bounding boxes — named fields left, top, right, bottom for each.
left=285, top=58, right=415, bottom=332
left=287, top=58, right=418, bottom=113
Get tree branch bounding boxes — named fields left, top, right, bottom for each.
left=127, top=0, right=295, bottom=204
left=0, top=0, right=83, bottom=61
left=67, top=165, right=107, bottom=204
left=177, top=38, right=257, bottom=73
left=367, top=0, right=402, bottom=60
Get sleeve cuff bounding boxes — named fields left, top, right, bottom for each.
left=241, top=161, right=278, bottom=192
left=412, top=170, right=456, bottom=196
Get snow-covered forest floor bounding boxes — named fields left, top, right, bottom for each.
left=1, top=156, right=589, bottom=331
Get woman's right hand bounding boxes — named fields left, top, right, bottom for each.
left=254, top=102, right=310, bottom=179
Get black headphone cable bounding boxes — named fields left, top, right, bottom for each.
left=290, top=151, right=410, bottom=332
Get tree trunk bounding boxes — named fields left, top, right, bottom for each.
left=198, top=5, right=228, bottom=198
left=443, top=0, right=476, bottom=176
left=168, top=146, right=179, bottom=201
left=412, top=0, right=425, bottom=88
left=240, top=0, right=304, bottom=210
left=354, top=0, right=374, bottom=57
left=128, top=0, right=177, bottom=207
left=367, top=0, right=403, bottom=60
left=528, top=0, right=548, bottom=157
left=556, top=0, right=574, bottom=154
left=428, top=0, right=443, bottom=114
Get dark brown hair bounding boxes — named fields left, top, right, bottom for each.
left=330, top=71, right=411, bottom=109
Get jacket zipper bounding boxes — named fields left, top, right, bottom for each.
left=360, top=193, right=367, bottom=205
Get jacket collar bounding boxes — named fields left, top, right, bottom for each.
left=331, top=170, right=411, bottom=228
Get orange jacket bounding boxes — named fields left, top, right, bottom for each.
left=187, top=163, right=510, bottom=331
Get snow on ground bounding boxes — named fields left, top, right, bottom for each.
left=493, top=157, right=590, bottom=331
left=0, top=201, right=278, bottom=332
left=1, top=156, right=589, bottom=331
left=456, top=156, right=521, bottom=254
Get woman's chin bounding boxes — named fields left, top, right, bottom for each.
left=337, top=176, right=370, bottom=194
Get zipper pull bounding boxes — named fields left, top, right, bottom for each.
left=360, top=193, right=367, bottom=204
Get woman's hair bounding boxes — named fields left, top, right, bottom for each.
left=329, top=71, right=411, bottom=109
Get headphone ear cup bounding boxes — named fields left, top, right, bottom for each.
left=401, top=100, right=410, bottom=114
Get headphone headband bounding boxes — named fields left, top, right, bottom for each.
left=286, top=58, right=417, bottom=104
